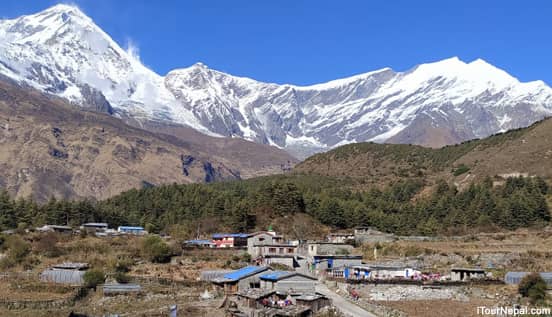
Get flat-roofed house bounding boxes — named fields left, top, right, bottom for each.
left=247, top=231, right=285, bottom=256
left=327, top=232, right=355, bottom=244
left=184, top=239, right=216, bottom=248
left=307, top=242, right=354, bottom=257
left=117, top=226, right=147, bottom=235
left=81, top=222, right=108, bottom=233
left=36, top=225, right=73, bottom=234
left=344, top=265, right=421, bottom=280
left=451, top=268, right=486, bottom=281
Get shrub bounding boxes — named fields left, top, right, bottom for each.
left=83, top=269, right=105, bottom=289
left=452, top=164, right=470, bottom=176
left=518, top=273, right=547, bottom=304
left=141, top=235, right=172, bottom=263
left=113, top=271, right=131, bottom=284
left=335, top=248, right=350, bottom=255
left=0, top=235, right=31, bottom=268
left=113, top=257, right=134, bottom=273
left=241, top=252, right=252, bottom=263
left=33, top=232, right=63, bottom=257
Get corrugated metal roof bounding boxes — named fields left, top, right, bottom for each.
left=505, top=272, right=552, bottom=285
left=222, top=266, right=270, bottom=281
left=260, top=271, right=317, bottom=281
left=103, top=283, right=141, bottom=294
left=201, top=270, right=233, bottom=281
left=212, top=233, right=251, bottom=239
left=259, top=271, right=294, bottom=281
left=52, top=262, right=89, bottom=270
left=185, top=239, right=215, bottom=245
left=40, top=269, right=84, bottom=285
left=82, top=223, right=108, bottom=227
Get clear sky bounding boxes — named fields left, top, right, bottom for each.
left=3, top=1, right=552, bottom=85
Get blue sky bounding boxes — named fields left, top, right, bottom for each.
left=3, top=1, right=552, bottom=85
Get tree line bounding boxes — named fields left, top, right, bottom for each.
left=0, top=175, right=549, bottom=236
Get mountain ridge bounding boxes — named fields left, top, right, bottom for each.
left=0, top=75, right=295, bottom=201
left=295, top=117, right=552, bottom=188
left=1, top=4, right=552, bottom=158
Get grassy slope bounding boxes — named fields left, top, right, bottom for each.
left=295, top=119, right=546, bottom=186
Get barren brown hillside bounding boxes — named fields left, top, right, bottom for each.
left=0, top=78, right=294, bottom=201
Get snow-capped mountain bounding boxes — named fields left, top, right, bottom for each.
left=2, top=4, right=552, bottom=158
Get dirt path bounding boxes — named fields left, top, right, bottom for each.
left=316, top=282, right=378, bottom=317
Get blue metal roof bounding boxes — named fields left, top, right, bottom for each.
left=118, top=226, right=144, bottom=230
left=186, top=239, right=215, bottom=244
left=223, top=266, right=269, bottom=281
left=259, top=271, right=294, bottom=281
left=212, top=233, right=251, bottom=238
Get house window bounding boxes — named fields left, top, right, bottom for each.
left=269, top=248, right=276, bottom=253
left=279, top=248, right=284, bottom=254
left=287, top=248, right=294, bottom=253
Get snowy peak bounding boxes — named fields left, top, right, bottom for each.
left=3, top=4, right=97, bottom=45
left=1, top=5, right=552, bottom=159
left=405, top=57, right=517, bottom=88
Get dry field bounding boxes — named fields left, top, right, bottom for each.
left=357, top=227, right=552, bottom=273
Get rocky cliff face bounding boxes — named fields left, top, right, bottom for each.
left=0, top=78, right=241, bottom=201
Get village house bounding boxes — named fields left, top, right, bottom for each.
left=212, top=233, right=250, bottom=248
left=232, top=288, right=328, bottom=317
left=36, top=224, right=73, bottom=234
left=259, top=271, right=318, bottom=294
left=247, top=230, right=285, bottom=256
left=252, top=244, right=298, bottom=257
left=342, top=265, right=422, bottom=280
left=295, top=293, right=331, bottom=314
left=450, top=268, right=486, bottom=281
left=183, top=239, right=216, bottom=248
left=259, top=254, right=305, bottom=269
left=117, top=226, right=147, bottom=235
left=80, top=222, right=108, bottom=233
left=212, top=266, right=273, bottom=294
left=505, top=272, right=552, bottom=288
left=354, top=226, right=395, bottom=244
left=306, top=242, right=354, bottom=257
left=40, top=262, right=89, bottom=286
left=326, top=232, right=355, bottom=244
left=310, top=255, right=362, bottom=271
left=236, top=288, right=277, bottom=309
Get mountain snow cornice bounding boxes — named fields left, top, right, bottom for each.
left=1, top=4, right=551, bottom=158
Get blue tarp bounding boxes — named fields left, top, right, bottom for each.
left=223, top=266, right=269, bottom=281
